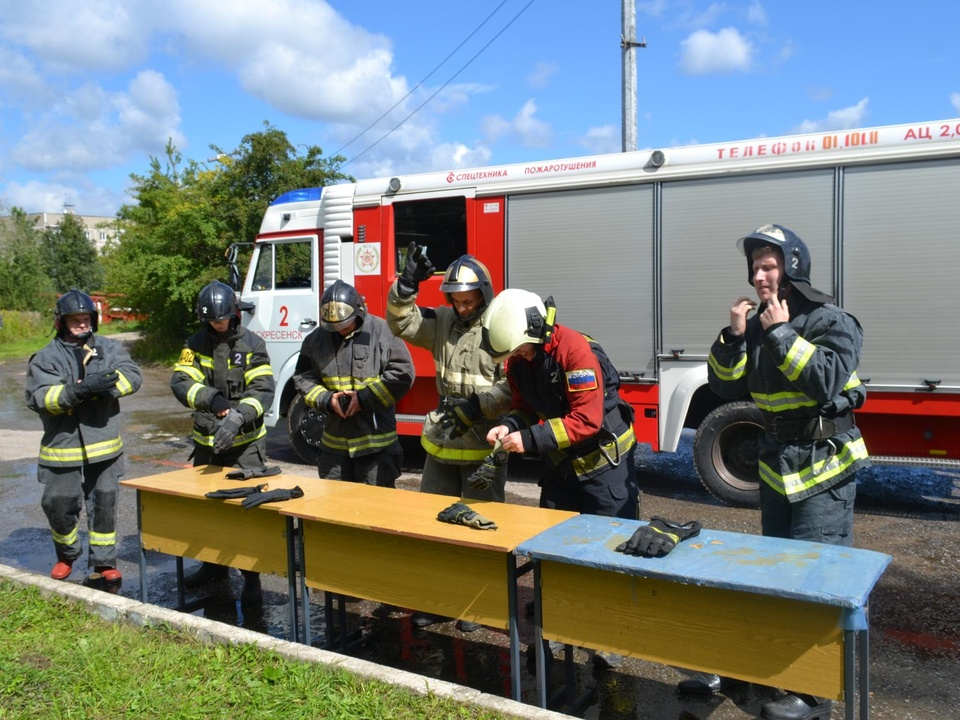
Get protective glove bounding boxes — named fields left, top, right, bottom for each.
left=205, top=483, right=267, bottom=499
left=241, top=485, right=305, bottom=509
left=437, top=501, right=498, bottom=530
left=61, top=381, right=91, bottom=404
left=438, top=394, right=483, bottom=439
left=212, top=408, right=244, bottom=454
left=615, top=517, right=702, bottom=558
left=225, top=466, right=282, bottom=480
left=466, top=439, right=508, bottom=492
left=397, top=241, right=436, bottom=297
left=83, top=370, right=119, bottom=396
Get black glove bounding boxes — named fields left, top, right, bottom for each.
left=466, top=439, right=508, bottom=492
left=397, top=241, right=436, bottom=297
left=616, top=517, right=702, bottom=558
left=212, top=408, right=244, bottom=454
left=241, top=485, right=305, bottom=509
left=438, top=394, right=483, bottom=439
left=205, top=483, right=267, bottom=499
left=83, top=370, right=119, bottom=396
left=61, top=381, right=91, bottom=404
left=209, top=392, right=231, bottom=415
left=437, top=501, right=498, bottom=530
left=225, top=466, right=282, bottom=480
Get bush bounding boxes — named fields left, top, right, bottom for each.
left=0, top=310, right=49, bottom=345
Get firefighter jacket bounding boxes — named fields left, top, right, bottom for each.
left=294, top=314, right=413, bottom=458
left=707, top=296, right=870, bottom=502
left=26, top=334, right=142, bottom=467
left=171, top=323, right=275, bottom=451
left=387, top=280, right=512, bottom=464
left=500, top=324, right=636, bottom=481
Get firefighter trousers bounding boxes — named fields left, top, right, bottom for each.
left=38, top=455, right=124, bottom=568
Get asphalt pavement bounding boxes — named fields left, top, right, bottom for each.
left=1, top=340, right=958, bottom=719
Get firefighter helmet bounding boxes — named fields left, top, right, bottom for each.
left=480, top=288, right=551, bottom=361
left=320, top=279, right=366, bottom=332
left=55, top=289, right=98, bottom=337
left=439, top=255, right=495, bottom=310
left=736, top=224, right=833, bottom=303
left=197, top=280, right=238, bottom=324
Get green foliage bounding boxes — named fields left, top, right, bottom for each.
left=0, top=581, right=514, bottom=720
left=42, top=213, right=104, bottom=292
left=106, top=127, right=350, bottom=359
left=0, top=209, right=55, bottom=311
left=0, top=310, right=52, bottom=360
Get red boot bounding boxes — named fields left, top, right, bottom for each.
left=51, top=560, right=74, bottom=580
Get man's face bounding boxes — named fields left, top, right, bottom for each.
left=511, top=342, right=538, bottom=362
left=751, top=248, right=784, bottom=303
left=209, top=318, right=231, bottom=334
left=450, top=289, right=484, bottom=319
left=64, top=313, right=93, bottom=340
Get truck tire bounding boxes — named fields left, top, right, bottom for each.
left=287, top=393, right=322, bottom=466
left=693, top=401, right=763, bottom=508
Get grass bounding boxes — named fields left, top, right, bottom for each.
left=0, top=581, right=515, bottom=720
left=0, top=311, right=142, bottom=362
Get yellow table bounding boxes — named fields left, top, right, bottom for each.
left=279, top=484, right=575, bottom=700
left=121, top=465, right=351, bottom=641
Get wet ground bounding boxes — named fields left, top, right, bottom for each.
left=1, top=343, right=958, bottom=719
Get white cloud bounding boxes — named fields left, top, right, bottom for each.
left=579, top=125, right=621, bottom=155
left=747, top=1, right=767, bottom=25
left=679, top=28, right=753, bottom=75
left=0, top=178, right=126, bottom=216
left=951, top=93, right=960, bottom=115
left=795, top=98, right=870, bottom=134
left=636, top=0, right=667, bottom=17
left=11, top=70, right=183, bottom=172
left=527, top=62, right=558, bottom=89
left=481, top=100, right=552, bottom=148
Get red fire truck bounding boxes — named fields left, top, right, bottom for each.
left=236, top=117, right=960, bottom=506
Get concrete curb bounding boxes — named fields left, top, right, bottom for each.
left=0, top=563, right=567, bottom=720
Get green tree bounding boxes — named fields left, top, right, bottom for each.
left=0, top=208, right=56, bottom=311
left=42, top=213, right=104, bottom=292
left=106, top=127, right=349, bottom=359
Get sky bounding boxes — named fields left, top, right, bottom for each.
left=1, top=0, right=959, bottom=218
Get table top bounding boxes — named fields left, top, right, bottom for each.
left=120, top=465, right=350, bottom=508
left=280, top=482, right=577, bottom=553
left=516, top=514, right=892, bottom=610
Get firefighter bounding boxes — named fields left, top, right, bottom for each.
left=386, top=244, right=512, bottom=503
left=170, top=280, right=276, bottom=606
left=680, top=224, right=869, bottom=720
left=25, top=289, right=142, bottom=590
left=294, top=280, right=413, bottom=487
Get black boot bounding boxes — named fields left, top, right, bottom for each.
left=183, top=562, right=229, bottom=588
left=240, top=571, right=262, bottom=606
left=761, top=693, right=834, bottom=720
left=677, top=673, right=745, bottom=694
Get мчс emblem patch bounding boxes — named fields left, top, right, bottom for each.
left=565, top=368, right=598, bottom=392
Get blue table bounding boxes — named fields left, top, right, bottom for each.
left=515, top=514, right=891, bottom=718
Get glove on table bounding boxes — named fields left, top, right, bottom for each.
left=466, top=439, right=508, bottom=491
left=615, top=516, right=702, bottom=558
left=212, top=408, right=244, bottom=454
left=241, top=485, right=305, bottom=509
left=205, top=483, right=267, bottom=499
left=437, top=501, right=498, bottom=531
left=225, top=466, right=282, bottom=480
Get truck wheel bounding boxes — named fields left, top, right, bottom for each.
left=693, top=401, right=763, bottom=508
left=287, top=393, right=322, bottom=466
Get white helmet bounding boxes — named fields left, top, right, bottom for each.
left=480, top=288, right=550, bottom=361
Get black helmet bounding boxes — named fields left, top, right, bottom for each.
left=736, top=224, right=833, bottom=304
left=320, top=280, right=366, bottom=332
left=197, top=280, right=238, bottom=324
left=439, top=255, right=494, bottom=320
left=55, top=289, right=98, bottom=337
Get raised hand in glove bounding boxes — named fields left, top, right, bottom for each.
left=616, top=517, right=702, bottom=558
left=205, top=483, right=267, bottom=499
left=83, top=370, right=119, bottom=396
left=241, top=485, right=305, bottom=509
left=225, top=466, right=282, bottom=480
left=438, top=394, right=483, bottom=439
left=212, top=408, right=244, bottom=454
left=397, top=241, right=436, bottom=297
left=437, top=501, right=498, bottom=530
left=466, top=439, right=508, bottom=492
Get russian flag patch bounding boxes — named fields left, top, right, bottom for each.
left=565, top=368, right=598, bottom=392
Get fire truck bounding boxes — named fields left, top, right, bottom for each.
left=235, top=117, right=960, bottom=506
